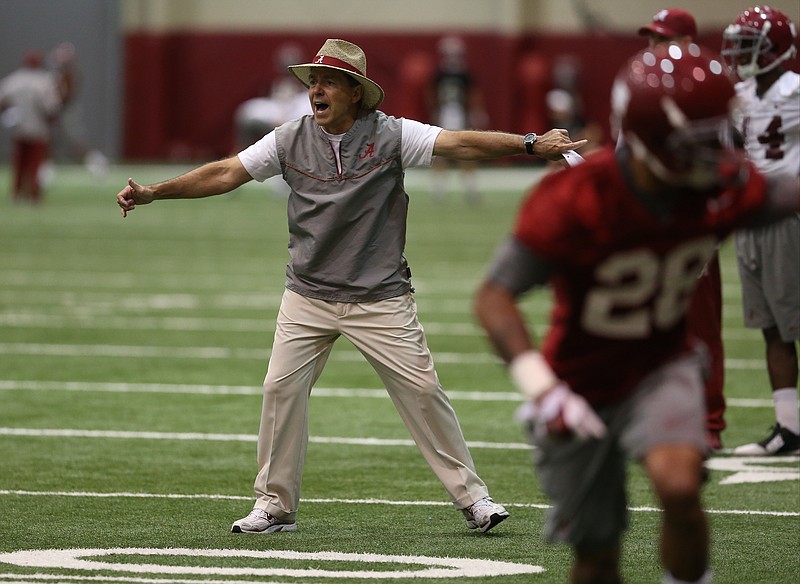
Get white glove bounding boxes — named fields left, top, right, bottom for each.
left=516, top=382, right=607, bottom=440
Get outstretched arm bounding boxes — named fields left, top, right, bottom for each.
left=433, top=128, right=587, bottom=161
left=116, top=156, right=253, bottom=217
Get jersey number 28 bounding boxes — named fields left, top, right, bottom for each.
left=582, top=237, right=717, bottom=339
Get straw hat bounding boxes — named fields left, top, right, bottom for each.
left=288, top=39, right=385, bottom=109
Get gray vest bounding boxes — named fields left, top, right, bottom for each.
left=275, top=111, right=412, bottom=302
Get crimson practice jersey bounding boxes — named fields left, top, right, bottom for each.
left=514, top=147, right=768, bottom=407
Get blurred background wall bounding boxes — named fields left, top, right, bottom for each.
left=1, top=0, right=798, bottom=162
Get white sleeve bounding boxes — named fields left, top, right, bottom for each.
left=401, top=118, right=443, bottom=169
left=237, top=131, right=281, bottom=182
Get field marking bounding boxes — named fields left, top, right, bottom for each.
left=0, top=576, right=287, bottom=584
left=3, top=427, right=798, bottom=485
left=0, top=489, right=797, bottom=517
left=0, top=342, right=767, bottom=369
left=0, top=310, right=764, bottom=340
left=0, top=574, right=290, bottom=584
left=0, top=342, right=501, bottom=364
left=0, top=548, right=544, bottom=579
left=0, top=312, right=482, bottom=336
left=0, top=427, right=529, bottom=450
left=0, top=290, right=492, bottom=315
left=0, top=311, right=511, bottom=337
left=0, top=379, right=774, bottom=407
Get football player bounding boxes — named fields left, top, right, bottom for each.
left=639, top=7, right=729, bottom=452
left=475, top=44, right=799, bottom=584
left=722, top=6, right=800, bottom=456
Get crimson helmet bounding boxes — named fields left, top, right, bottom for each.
left=612, top=43, right=744, bottom=189
left=721, top=6, right=797, bottom=79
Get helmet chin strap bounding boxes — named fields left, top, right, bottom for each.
left=736, top=20, right=798, bottom=79
left=626, top=132, right=678, bottom=185
left=626, top=132, right=741, bottom=191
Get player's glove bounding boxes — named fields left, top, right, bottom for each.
left=516, top=382, right=607, bottom=440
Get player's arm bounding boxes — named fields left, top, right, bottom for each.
left=474, top=236, right=548, bottom=363
left=730, top=171, right=800, bottom=229
left=474, top=236, right=606, bottom=439
left=757, top=174, right=800, bottom=223
left=433, top=128, right=587, bottom=161
left=116, top=156, right=252, bottom=217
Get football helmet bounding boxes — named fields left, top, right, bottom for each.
left=721, top=6, right=797, bottom=79
left=612, top=43, right=744, bottom=189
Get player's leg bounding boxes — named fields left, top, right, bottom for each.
left=531, top=417, right=627, bottom=583
left=429, top=155, right=450, bottom=203
left=687, top=255, right=726, bottom=449
left=459, top=159, right=480, bottom=205
left=11, top=140, right=29, bottom=201
left=644, top=445, right=708, bottom=582
left=734, top=219, right=800, bottom=454
left=27, top=140, right=48, bottom=203
left=572, top=544, right=621, bottom=584
left=763, top=217, right=800, bottom=441
left=623, top=354, right=710, bottom=583
left=764, top=326, right=798, bottom=391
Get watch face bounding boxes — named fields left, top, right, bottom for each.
left=524, top=133, right=537, bottom=154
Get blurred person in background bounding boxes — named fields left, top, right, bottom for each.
left=233, top=42, right=310, bottom=151
left=638, top=7, right=697, bottom=48
left=233, top=42, right=310, bottom=197
left=545, top=88, right=603, bottom=161
left=0, top=50, right=61, bottom=204
left=638, top=7, right=728, bottom=452
left=46, top=42, right=109, bottom=181
left=427, top=35, right=488, bottom=204
left=722, top=5, right=800, bottom=456
left=475, top=43, right=799, bottom=584
left=116, top=38, right=586, bottom=536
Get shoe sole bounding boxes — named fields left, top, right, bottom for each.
left=231, top=522, right=297, bottom=534
left=479, top=512, right=509, bottom=533
left=733, top=446, right=800, bottom=456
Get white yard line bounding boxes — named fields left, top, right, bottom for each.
left=0, top=488, right=796, bottom=517
left=0, top=379, right=774, bottom=406
left=0, top=342, right=767, bottom=368
left=0, top=427, right=529, bottom=450
left=0, top=310, right=765, bottom=340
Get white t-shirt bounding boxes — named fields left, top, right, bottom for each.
left=238, top=116, right=442, bottom=182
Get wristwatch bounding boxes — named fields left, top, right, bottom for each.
left=524, top=132, right=538, bottom=155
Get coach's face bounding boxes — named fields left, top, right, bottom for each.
left=307, top=68, right=363, bottom=135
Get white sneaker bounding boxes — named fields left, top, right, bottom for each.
left=462, top=497, right=509, bottom=532
left=231, top=507, right=297, bottom=534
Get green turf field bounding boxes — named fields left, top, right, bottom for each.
left=0, top=163, right=797, bottom=583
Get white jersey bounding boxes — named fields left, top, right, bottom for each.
left=733, top=71, right=800, bottom=179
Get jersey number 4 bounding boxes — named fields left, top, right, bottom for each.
left=582, top=237, right=717, bottom=339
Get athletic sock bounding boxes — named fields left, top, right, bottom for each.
left=773, top=387, right=800, bottom=434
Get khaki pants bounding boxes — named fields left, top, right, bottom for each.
left=252, top=289, right=489, bottom=521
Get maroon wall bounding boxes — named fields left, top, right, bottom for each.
left=122, top=30, right=799, bottom=161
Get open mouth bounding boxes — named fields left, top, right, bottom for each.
left=314, top=102, right=330, bottom=113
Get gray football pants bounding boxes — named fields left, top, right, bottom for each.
left=252, top=289, right=489, bottom=521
